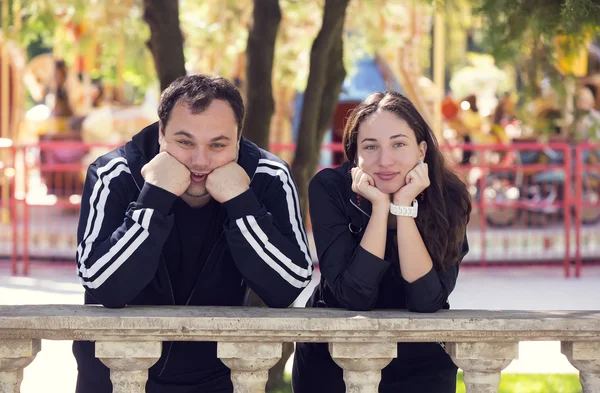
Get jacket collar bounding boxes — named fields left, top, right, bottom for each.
left=338, top=162, right=373, bottom=219
left=124, top=121, right=260, bottom=190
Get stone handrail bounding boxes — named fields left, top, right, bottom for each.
left=1, top=306, right=599, bottom=393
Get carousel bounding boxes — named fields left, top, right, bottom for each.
left=1, top=1, right=158, bottom=261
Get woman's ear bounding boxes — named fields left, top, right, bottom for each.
left=419, top=141, right=427, bottom=160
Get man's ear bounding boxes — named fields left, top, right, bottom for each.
left=158, top=127, right=165, bottom=151
left=419, top=141, right=427, bottom=160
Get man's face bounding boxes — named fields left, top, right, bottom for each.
left=159, top=99, right=239, bottom=200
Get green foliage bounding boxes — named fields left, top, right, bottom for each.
left=432, top=0, right=599, bottom=103
left=5, top=0, right=156, bottom=103
left=457, top=373, right=582, bottom=393
left=92, top=5, right=154, bottom=101
left=180, top=0, right=250, bottom=78
left=468, top=0, right=600, bottom=63
left=274, top=0, right=322, bottom=92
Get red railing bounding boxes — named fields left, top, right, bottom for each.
left=3, top=141, right=599, bottom=277
left=442, top=143, right=574, bottom=276
left=574, top=143, right=600, bottom=277
left=18, top=142, right=120, bottom=275
left=0, top=142, right=18, bottom=275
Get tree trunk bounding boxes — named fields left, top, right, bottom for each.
left=292, top=0, right=350, bottom=216
left=242, top=0, right=282, bottom=149
left=143, top=0, right=186, bottom=91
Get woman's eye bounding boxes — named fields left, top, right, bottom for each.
left=393, top=142, right=405, bottom=148
left=365, top=145, right=377, bottom=150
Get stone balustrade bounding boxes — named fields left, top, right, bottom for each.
left=0, top=306, right=599, bottom=393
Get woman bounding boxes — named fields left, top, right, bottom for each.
left=292, top=91, right=471, bottom=393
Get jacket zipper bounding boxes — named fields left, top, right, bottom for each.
left=157, top=232, right=225, bottom=377
left=185, top=231, right=226, bottom=305
left=349, top=198, right=371, bottom=218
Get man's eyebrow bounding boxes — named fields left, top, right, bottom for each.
left=210, top=135, right=232, bottom=142
left=173, top=130, right=195, bottom=139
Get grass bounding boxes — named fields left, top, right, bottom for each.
left=270, top=373, right=582, bottom=393
left=456, top=373, right=582, bottom=393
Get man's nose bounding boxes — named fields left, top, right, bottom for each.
left=191, top=147, right=209, bottom=168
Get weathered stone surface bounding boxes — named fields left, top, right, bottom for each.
left=96, top=341, right=161, bottom=393
left=0, top=307, right=599, bottom=391
left=330, top=342, right=397, bottom=393
left=562, top=341, right=600, bottom=393
left=0, top=339, right=41, bottom=393
left=447, top=342, right=519, bottom=393
left=0, top=306, right=599, bottom=343
left=218, top=342, right=282, bottom=393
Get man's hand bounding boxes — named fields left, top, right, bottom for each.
left=206, top=161, right=250, bottom=203
left=141, top=151, right=191, bottom=196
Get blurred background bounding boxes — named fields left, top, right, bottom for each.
left=0, top=1, right=599, bottom=392
left=1, top=0, right=599, bottom=274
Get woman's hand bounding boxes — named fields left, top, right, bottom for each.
left=393, top=160, right=430, bottom=206
left=351, top=167, right=390, bottom=208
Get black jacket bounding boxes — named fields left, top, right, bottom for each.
left=292, top=162, right=469, bottom=393
left=73, top=123, right=312, bottom=393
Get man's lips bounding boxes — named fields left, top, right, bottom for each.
left=190, top=172, right=209, bottom=182
left=375, top=172, right=398, bottom=180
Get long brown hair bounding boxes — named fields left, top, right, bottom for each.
left=343, top=91, right=471, bottom=269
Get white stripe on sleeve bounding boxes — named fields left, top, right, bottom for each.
left=80, top=210, right=154, bottom=288
left=246, top=215, right=311, bottom=279
left=236, top=217, right=308, bottom=289
left=255, top=159, right=312, bottom=268
left=77, top=158, right=130, bottom=266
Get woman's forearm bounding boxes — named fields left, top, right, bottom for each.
left=396, top=216, right=433, bottom=283
left=359, top=203, right=389, bottom=259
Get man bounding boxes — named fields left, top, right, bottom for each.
left=73, top=75, right=313, bottom=393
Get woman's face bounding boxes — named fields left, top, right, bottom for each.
left=356, top=110, right=427, bottom=194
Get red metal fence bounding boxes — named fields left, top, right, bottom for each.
left=0, top=141, right=17, bottom=274
left=574, top=143, right=600, bottom=277
left=2, top=141, right=599, bottom=277
left=442, top=143, right=576, bottom=276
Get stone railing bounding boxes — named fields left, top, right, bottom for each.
left=1, top=306, right=599, bottom=393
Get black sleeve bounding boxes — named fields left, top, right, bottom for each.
left=404, top=233, right=469, bottom=313
left=309, top=174, right=392, bottom=311
left=223, top=161, right=313, bottom=308
left=76, top=160, right=176, bottom=308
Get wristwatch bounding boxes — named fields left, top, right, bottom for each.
left=390, top=199, right=418, bottom=218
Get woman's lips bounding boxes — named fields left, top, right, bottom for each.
left=375, top=172, right=398, bottom=181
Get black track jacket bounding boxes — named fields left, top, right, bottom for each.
left=73, top=123, right=312, bottom=393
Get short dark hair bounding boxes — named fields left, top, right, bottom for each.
left=158, top=74, right=245, bottom=137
